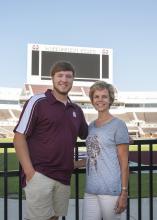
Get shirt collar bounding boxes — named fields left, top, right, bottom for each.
left=45, top=89, right=74, bottom=107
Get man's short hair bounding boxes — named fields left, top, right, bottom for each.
left=50, top=61, right=75, bottom=77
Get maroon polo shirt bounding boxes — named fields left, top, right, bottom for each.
left=14, top=89, right=88, bottom=187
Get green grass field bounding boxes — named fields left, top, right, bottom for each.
left=0, top=152, right=157, bottom=199
left=0, top=138, right=13, bottom=143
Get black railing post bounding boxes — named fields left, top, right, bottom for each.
left=127, top=181, right=130, bottom=220
left=18, top=165, right=22, bottom=220
left=4, top=146, right=8, bottom=220
left=149, top=143, right=153, bottom=220
left=138, top=143, right=142, bottom=220
left=75, top=142, right=79, bottom=220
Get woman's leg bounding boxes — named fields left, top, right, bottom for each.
left=82, top=193, right=102, bottom=220
left=98, top=195, right=121, bottom=220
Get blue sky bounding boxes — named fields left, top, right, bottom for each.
left=0, top=0, right=157, bottom=91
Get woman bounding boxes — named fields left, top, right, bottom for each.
left=80, top=81, right=129, bottom=220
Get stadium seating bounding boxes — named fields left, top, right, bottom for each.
left=1, top=85, right=157, bottom=139
left=0, top=87, right=22, bottom=138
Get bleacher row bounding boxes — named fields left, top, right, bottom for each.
left=0, top=109, right=21, bottom=138
left=24, top=83, right=90, bottom=97
left=0, top=109, right=21, bottom=120
left=0, top=87, right=22, bottom=138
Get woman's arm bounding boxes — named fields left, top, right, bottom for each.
left=115, top=143, right=129, bottom=214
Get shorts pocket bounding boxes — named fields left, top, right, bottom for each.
left=26, top=171, right=39, bottom=187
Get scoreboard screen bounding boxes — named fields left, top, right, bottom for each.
left=27, top=44, right=112, bottom=84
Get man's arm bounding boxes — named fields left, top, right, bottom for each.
left=78, top=109, right=88, bottom=139
left=13, top=132, right=35, bottom=181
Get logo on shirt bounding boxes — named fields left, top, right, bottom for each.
left=86, top=135, right=101, bottom=174
left=73, top=111, right=77, bottom=118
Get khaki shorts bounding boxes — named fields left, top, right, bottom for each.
left=24, top=171, right=70, bottom=220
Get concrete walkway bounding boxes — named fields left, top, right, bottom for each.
left=0, top=198, right=157, bottom=220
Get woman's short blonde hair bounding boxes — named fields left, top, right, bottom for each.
left=89, top=81, right=115, bottom=107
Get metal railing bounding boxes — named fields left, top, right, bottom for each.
left=0, top=139, right=157, bottom=220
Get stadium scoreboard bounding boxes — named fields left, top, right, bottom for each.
left=27, top=44, right=113, bottom=86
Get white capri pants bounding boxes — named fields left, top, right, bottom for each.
left=82, top=193, right=121, bottom=220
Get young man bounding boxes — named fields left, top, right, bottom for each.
left=13, top=61, right=88, bottom=220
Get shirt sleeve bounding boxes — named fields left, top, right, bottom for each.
left=13, top=96, right=39, bottom=137
left=115, top=120, right=130, bottom=145
left=78, top=107, right=88, bottom=139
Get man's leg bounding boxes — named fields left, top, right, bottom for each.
left=53, top=181, right=70, bottom=218
left=24, top=172, right=55, bottom=220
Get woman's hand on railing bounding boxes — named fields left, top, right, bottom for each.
left=74, top=159, right=86, bottom=169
